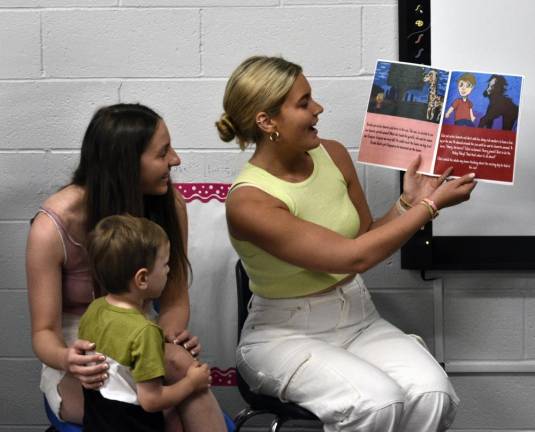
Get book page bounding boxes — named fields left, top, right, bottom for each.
left=358, top=60, right=448, bottom=174
left=358, top=60, right=522, bottom=185
left=434, top=71, right=522, bottom=184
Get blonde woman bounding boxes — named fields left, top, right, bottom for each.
left=216, top=56, right=476, bottom=432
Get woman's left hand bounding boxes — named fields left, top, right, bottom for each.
left=402, top=154, right=452, bottom=205
left=166, top=329, right=201, bottom=357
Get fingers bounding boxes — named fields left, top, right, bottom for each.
left=190, top=346, right=201, bottom=357
left=437, top=167, right=454, bottom=184
left=456, top=172, right=476, bottom=185
left=406, top=154, right=422, bottom=176
left=181, top=335, right=198, bottom=350
left=183, top=337, right=201, bottom=356
left=460, top=178, right=477, bottom=195
left=174, top=333, right=201, bottom=357
left=172, top=330, right=191, bottom=346
left=72, top=339, right=96, bottom=353
left=77, top=370, right=108, bottom=389
left=69, top=360, right=108, bottom=381
left=70, top=359, right=109, bottom=389
left=68, top=351, right=106, bottom=368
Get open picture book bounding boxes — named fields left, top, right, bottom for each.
left=358, top=60, right=523, bottom=185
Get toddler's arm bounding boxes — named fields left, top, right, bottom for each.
left=137, top=361, right=211, bottom=412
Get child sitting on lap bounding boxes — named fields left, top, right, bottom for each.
left=79, top=214, right=211, bottom=432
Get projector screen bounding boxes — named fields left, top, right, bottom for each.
left=398, top=0, right=535, bottom=269
left=431, top=0, right=535, bottom=236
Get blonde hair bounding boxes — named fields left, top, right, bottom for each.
left=215, top=56, right=302, bottom=149
left=87, top=214, right=168, bottom=294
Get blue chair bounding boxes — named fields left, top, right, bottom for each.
left=44, top=397, right=82, bottom=432
left=224, top=412, right=236, bottom=431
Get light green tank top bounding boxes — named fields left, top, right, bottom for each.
left=229, top=144, right=360, bottom=298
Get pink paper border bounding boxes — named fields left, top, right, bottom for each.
left=210, top=367, right=237, bottom=387
left=174, top=183, right=231, bottom=203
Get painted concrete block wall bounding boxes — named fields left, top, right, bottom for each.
left=1, top=1, right=534, bottom=431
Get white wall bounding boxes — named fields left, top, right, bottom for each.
left=1, top=1, right=534, bottom=431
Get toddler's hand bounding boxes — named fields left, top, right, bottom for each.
left=186, top=361, right=211, bottom=392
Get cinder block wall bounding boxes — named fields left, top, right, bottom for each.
left=2, top=1, right=534, bottom=431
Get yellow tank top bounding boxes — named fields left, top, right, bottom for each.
left=229, top=144, right=360, bottom=298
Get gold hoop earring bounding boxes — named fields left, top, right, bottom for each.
left=269, top=131, right=280, bottom=142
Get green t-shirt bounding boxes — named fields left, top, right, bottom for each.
left=79, top=297, right=166, bottom=383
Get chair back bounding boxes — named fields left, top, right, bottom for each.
left=233, top=260, right=320, bottom=422
left=235, top=260, right=252, bottom=338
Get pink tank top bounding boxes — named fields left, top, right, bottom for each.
left=36, top=207, right=98, bottom=315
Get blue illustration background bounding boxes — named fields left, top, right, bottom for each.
left=443, top=71, right=522, bottom=130
left=370, top=61, right=449, bottom=123
left=373, top=61, right=448, bottom=103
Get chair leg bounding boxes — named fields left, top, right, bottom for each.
left=234, top=407, right=269, bottom=431
left=270, top=416, right=288, bottom=432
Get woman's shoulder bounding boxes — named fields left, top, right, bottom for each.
left=319, top=138, right=350, bottom=158
left=42, top=184, right=84, bottom=212
left=36, top=185, right=86, bottom=238
left=318, top=139, right=358, bottom=182
left=318, top=139, right=353, bottom=167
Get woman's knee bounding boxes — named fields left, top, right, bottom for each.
left=326, top=400, right=403, bottom=432
left=164, top=343, right=196, bottom=383
left=315, top=377, right=405, bottom=430
left=406, top=390, right=458, bottom=430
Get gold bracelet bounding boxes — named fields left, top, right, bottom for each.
left=419, top=200, right=439, bottom=219
left=422, top=198, right=438, bottom=214
left=399, top=194, right=413, bottom=210
left=395, top=198, right=407, bottom=215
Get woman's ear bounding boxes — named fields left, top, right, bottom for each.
left=255, top=112, right=278, bottom=135
left=134, top=268, right=149, bottom=290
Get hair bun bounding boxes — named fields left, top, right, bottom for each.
left=215, top=113, right=237, bottom=142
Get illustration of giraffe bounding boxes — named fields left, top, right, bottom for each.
left=423, top=70, right=443, bottom=121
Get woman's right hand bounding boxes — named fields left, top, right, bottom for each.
left=64, top=339, right=108, bottom=389
left=428, top=171, right=477, bottom=210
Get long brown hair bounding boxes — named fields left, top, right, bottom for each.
left=72, top=103, right=189, bottom=284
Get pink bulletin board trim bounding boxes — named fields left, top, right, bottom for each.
left=174, top=183, right=231, bottom=203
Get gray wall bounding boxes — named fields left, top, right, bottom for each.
left=1, top=1, right=534, bottom=431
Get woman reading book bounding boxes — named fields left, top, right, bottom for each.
left=216, top=56, right=477, bottom=432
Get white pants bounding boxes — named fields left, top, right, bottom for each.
left=236, top=275, right=459, bottom=432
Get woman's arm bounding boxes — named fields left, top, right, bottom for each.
left=227, top=140, right=476, bottom=275
left=323, top=140, right=453, bottom=231
left=26, top=213, right=107, bottom=388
